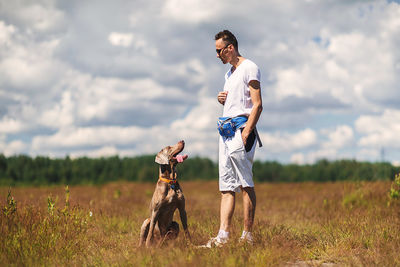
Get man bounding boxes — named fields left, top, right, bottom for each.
left=205, top=30, right=263, bottom=247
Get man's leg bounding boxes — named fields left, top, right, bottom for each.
left=219, top=191, right=235, bottom=231
left=242, top=187, right=256, bottom=232
left=200, top=191, right=235, bottom=247
left=218, top=135, right=238, bottom=235
left=239, top=186, right=256, bottom=244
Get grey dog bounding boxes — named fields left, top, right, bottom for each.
left=139, top=140, right=191, bottom=247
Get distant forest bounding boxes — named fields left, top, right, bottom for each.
left=0, top=154, right=398, bottom=186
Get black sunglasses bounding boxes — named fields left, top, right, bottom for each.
left=216, top=43, right=230, bottom=55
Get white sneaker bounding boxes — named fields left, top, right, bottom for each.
left=198, top=236, right=228, bottom=248
left=239, top=235, right=254, bottom=245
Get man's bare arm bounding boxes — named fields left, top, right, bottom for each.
left=241, top=80, right=262, bottom=145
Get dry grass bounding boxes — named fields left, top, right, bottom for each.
left=1, top=181, right=400, bottom=266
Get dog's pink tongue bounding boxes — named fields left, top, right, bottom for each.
left=176, top=154, right=187, bottom=163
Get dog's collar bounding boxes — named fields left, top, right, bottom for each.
left=159, top=176, right=177, bottom=184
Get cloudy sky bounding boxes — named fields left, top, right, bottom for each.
left=1, top=0, right=400, bottom=164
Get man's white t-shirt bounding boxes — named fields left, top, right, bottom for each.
left=222, top=59, right=261, bottom=118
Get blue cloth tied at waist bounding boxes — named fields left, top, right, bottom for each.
left=217, top=116, right=248, bottom=137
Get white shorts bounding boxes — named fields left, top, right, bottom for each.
left=218, top=127, right=257, bottom=192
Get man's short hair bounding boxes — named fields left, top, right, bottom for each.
left=215, top=30, right=238, bottom=51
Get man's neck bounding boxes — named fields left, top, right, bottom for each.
left=230, top=55, right=244, bottom=72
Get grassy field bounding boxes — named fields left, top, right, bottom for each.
left=1, top=180, right=400, bottom=266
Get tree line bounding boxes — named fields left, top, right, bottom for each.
left=0, top=154, right=398, bottom=186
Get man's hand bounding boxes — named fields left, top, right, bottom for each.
left=241, top=127, right=251, bottom=146
left=218, top=91, right=228, bottom=105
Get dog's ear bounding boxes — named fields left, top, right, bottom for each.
left=155, top=148, right=169, bottom=165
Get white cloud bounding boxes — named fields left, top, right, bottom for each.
left=0, top=0, right=65, bottom=32
left=21, top=4, right=64, bottom=32
left=274, top=68, right=307, bottom=100
left=290, top=153, right=305, bottom=164
left=0, top=117, right=26, bottom=134
left=304, top=148, right=338, bottom=163
left=170, top=95, right=221, bottom=159
left=321, top=125, right=354, bottom=149
left=355, top=148, right=381, bottom=163
left=170, top=58, right=208, bottom=86
left=356, top=109, right=400, bottom=148
left=0, top=138, right=27, bottom=156
left=161, top=0, right=222, bottom=24
left=272, top=27, right=397, bottom=111
left=391, top=160, right=400, bottom=167
left=68, top=75, right=195, bottom=123
left=39, top=91, right=75, bottom=129
left=259, top=128, right=317, bottom=153
left=32, top=126, right=147, bottom=150
left=0, top=0, right=66, bottom=36
left=1, top=0, right=400, bottom=164
left=0, top=25, right=63, bottom=91
left=70, top=145, right=119, bottom=159
left=108, top=32, right=134, bottom=47
left=31, top=93, right=220, bottom=158
left=0, top=21, right=16, bottom=45
left=108, top=32, right=158, bottom=56
left=171, top=96, right=219, bottom=131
